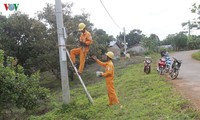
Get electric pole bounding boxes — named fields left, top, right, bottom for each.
left=55, top=0, right=70, bottom=104
left=188, top=20, right=191, bottom=41
left=123, top=27, right=127, bottom=55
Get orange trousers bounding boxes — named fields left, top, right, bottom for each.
left=106, top=78, right=119, bottom=106
left=70, top=47, right=88, bottom=73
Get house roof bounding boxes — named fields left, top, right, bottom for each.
left=109, top=41, right=124, bottom=48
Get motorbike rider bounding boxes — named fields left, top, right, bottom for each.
left=160, top=49, right=169, bottom=57
left=160, top=50, right=166, bottom=57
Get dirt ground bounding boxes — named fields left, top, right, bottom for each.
left=167, top=50, right=200, bottom=110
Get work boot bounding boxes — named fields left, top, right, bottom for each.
left=74, top=63, right=79, bottom=69
left=78, top=71, right=82, bottom=75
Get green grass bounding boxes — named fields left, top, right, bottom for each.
left=29, top=55, right=200, bottom=120
left=192, top=51, right=200, bottom=61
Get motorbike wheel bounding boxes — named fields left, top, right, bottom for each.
left=170, top=69, right=179, bottom=80
left=165, top=65, right=170, bottom=73
left=159, top=67, right=163, bottom=75
left=145, top=66, right=151, bottom=74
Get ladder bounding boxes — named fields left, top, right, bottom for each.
left=66, top=49, right=94, bottom=104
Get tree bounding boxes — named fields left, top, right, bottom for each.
left=163, top=33, right=187, bottom=51
left=0, top=50, right=49, bottom=119
left=187, top=35, right=200, bottom=49
left=173, top=33, right=188, bottom=50
left=0, top=2, right=115, bottom=81
left=181, top=3, right=200, bottom=40
left=117, top=29, right=144, bottom=48
left=84, top=28, right=114, bottom=64
left=141, top=34, right=160, bottom=52
left=161, top=34, right=175, bottom=45
left=0, top=12, right=48, bottom=75
left=35, top=3, right=96, bottom=80
left=191, top=3, right=200, bottom=19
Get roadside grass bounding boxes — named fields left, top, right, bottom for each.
left=192, top=51, right=200, bottom=61
left=29, top=54, right=200, bottom=120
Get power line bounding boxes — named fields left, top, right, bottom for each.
left=99, top=0, right=122, bottom=30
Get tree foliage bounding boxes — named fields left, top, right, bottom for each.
left=162, top=33, right=188, bottom=51
left=191, top=3, right=200, bottom=19
left=117, top=29, right=144, bottom=47
left=0, top=50, right=49, bottom=118
left=0, top=12, right=48, bottom=75
left=187, top=35, right=200, bottom=49
left=181, top=3, right=200, bottom=34
left=89, top=28, right=114, bottom=58
left=0, top=3, right=114, bottom=80
left=35, top=3, right=114, bottom=79
left=141, top=34, right=160, bottom=52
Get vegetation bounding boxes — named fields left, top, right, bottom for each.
left=181, top=3, right=200, bottom=38
left=0, top=1, right=200, bottom=119
left=29, top=55, right=200, bottom=120
left=187, top=35, right=200, bottom=50
left=0, top=50, right=50, bottom=119
left=192, top=51, right=200, bottom=61
left=161, top=33, right=188, bottom=51
left=142, top=34, right=160, bottom=52
left=117, top=29, right=145, bottom=48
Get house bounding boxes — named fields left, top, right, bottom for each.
left=127, top=44, right=146, bottom=54
left=159, top=45, right=173, bottom=50
left=108, top=41, right=123, bottom=59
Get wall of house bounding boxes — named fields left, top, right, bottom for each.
left=127, top=45, right=146, bottom=54
left=108, top=44, right=121, bottom=59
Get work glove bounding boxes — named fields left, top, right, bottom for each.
left=92, top=56, right=97, bottom=61
left=79, top=41, right=87, bottom=47
left=96, top=71, right=103, bottom=77
left=99, top=73, right=103, bottom=77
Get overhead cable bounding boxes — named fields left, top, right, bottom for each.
left=99, top=0, right=123, bottom=30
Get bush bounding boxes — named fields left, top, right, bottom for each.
left=0, top=50, right=50, bottom=118
left=188, top=41, right=200, bottom=50
left=192, top=51, right=200, bottom=61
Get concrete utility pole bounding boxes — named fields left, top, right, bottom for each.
left=55, top=0, right=70, bottom=104
left=123, top=27, right=127, bottom=55
left=188, top=20, right=191, bottom=41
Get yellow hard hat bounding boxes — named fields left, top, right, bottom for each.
left=105, top=51, right=114, bottom=59
left=78, top=23, right=86, bottom=31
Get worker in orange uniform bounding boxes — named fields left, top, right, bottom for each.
left=92, top=51, right=119, bottom=106
left=70, top=23, right=93, bottom=75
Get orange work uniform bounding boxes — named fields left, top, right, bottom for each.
left=70, top=30, right=93, bottom=74
left=96, top=59, right=119, bottom=106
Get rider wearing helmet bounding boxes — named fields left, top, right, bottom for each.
left=70, top=23, right=93, bottom=74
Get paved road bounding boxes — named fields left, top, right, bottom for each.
left=169, top=50, right=200, bottom=109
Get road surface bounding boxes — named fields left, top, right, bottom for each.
left=169, top=50, right=200, bottom=110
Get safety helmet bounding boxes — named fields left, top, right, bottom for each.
left=78, top=23, right=86, bottom=31
left=105, top=51, right=114, bottom=59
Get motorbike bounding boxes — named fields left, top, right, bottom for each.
left=169, top=57, right=182, bottom=80
left=144, top=57, right=152, bottom=74
left=164, top=56, right=172, bottom=73
left=158, top=57, right=166, bottom=75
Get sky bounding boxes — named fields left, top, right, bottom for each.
left=0, top=0, right=199, bottom=40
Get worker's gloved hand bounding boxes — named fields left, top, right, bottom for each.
left=99, top=72, right=103, bottom=77
left=92, top=56, right=97, bottom=61
left=79, top=41, right=87, bottom=47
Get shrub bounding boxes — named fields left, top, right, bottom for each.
left=0, top=50, right=50, bottom=118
